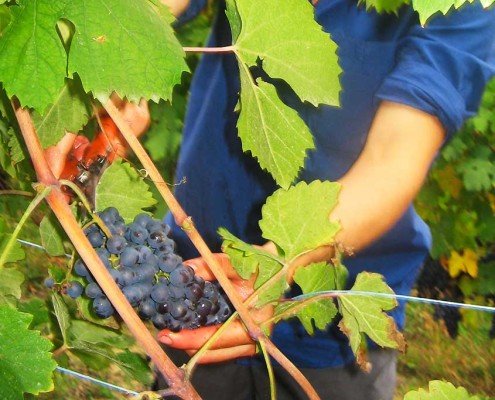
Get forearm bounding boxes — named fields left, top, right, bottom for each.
left=161, top=0, right=190, bottom=17
left=330, top=101, right=445, bottom=253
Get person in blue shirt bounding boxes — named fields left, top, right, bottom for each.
left=152, top=0, right=495, bottom=399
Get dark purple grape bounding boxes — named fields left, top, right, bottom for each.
left=106, top=235, right=127, bottom=254
left=122, top=285, right=143, bottom=307
left=169, top=266, right=194, bottom=286
left=129, top=226, right=149, bottom=245
left=67, top=281, right=84, bottom=298
left=217, top=301, right=232, bottom=322
left=74, top=259, right=89, bottom=277
left=85, top=282, right=103, bottom=298
left=120, top=247, right=140, bottom=268
left=138, top=298, right=157, bottom=319
left=156, top=302, right=169, bottom=314
left=109, top=268, right=124, bottom=286
left=44, top=277, right=55, bottom=288
left=151, top=283, right=170, bottom=303
left=93, top=297, right=115, bottom=318
left=135, top=245, right=154, bottom=263
left=168, top=285, right=185, bottom=300
left=196, top=298, right=212, bottom=317
left=155, top=238, right=175, bottom=254
left=151, top=313, right=167, bottom=329
left=120, top=267, right=137, bottom=286
left=157, top=253, right=182, bottom=273
left=165, top=316, right=181, bottom=332
left=134, top=213, right=153, bottom=228
left=194, top=275, right=205, bottom=288
left=87, top=230, right=105, bottom=247
left=95, top=248, right=112, bottom=269
left=135, top=263, right=157, bottom=282
left=147, top=231, right=167, bottom=249
left=185, top=283, right=203, bottom=302
left=110, top=221, right=126, bottom=236
left=170, top=300, right=187, bottom=319
left=203, top=282, right=219, bottom=304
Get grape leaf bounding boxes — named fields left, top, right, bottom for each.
left=0, top=0, right=67, bottom=111
left=259, top=181, right=341, bottom=260
left=39, top=215, right=66, bottom=257
left=117, top=350, right=153, bottom=384
left=143, top=100, right=182, bottom=162
left=64, top=0, right=187, bottom=103
left=237, top=65, right=314, bottom=188
left=0, top=5, right=11, bottom=34
left=219, top=228, right=286, bottom=305
left=0, top=306, right=56, bottom=399
left=0, top=122, right=16, bottom=179
left=283, top=262, right=339, bottom=334
left=0, top=267, right=24, bottom=302
left=18, top=299, right=51, bottom=329
left=360, top=0, right=409, bottom=13
left=225, top=0, right=241, bottom=42
left=32, top=78, right=91, bottom=149
left=457, top=156, right=495, bottom=192
left=95, top=159, right=157, bottom=223
left=404, top=380, right=480, bottom=400
left=68, top=320, right=132, bottom=350
left=338, top=272, right=405, bottom=368
left=231, top=0, right=341, bottom=106
left=7, top=127, right=25, bottom=164
left=52, top=293, right=71, bottom=345
left=0, top=233, right=25, bottom=264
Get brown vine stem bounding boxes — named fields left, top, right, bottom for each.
left=183, top=45, right=235, bottom=53
left=104, top=99, right=321, bottom=400
left=12, top=100, right=201, bottom=400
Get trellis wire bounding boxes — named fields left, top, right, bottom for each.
left=16, top=238, right=495, bottom=395
left=18, top=238, right=495, bottom=314
left=56, top=366, right=139, bottom=397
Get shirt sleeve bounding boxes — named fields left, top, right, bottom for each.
left=375, top=3, right=495, bottom=138
left=176, top=0, right=208, bottom=25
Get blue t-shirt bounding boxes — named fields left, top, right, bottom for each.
left=167, top=0, right=495, bottom=368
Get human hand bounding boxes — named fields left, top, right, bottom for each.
left=157, top=253, right=274, bottom=364
left=43, top=98, right=149, bottom=185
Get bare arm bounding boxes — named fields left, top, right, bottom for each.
left=330, top=100, right=445, bottom=253
left=161, top=0, right=191, bottom=17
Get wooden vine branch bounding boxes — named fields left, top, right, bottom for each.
left=104, top=99, right=321, bottom=400
left=11, top=100, right=201, bottom=400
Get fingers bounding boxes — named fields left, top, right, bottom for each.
left=185, top=344, right=256, bottom=364
left=158, top=320, right=253, bottom=350
left=44, top=132, right=77, bottom=178
left=184, top=253, right=241, bottom=281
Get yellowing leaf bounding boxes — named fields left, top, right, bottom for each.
left=446, top=249, right=478, bottom=278
left=434, top=165, right=462, bottom=199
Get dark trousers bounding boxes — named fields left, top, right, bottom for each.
left=156, top=348, right=397, bottom=400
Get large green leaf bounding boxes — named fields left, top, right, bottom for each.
left=0, top=0, right=67, bottom=111
left=291, top=262, right=339, bottom=334
left=219, top=228, right=286, bottom=305
left=237, top=65, right=314, bottom=188
left=0, top=306, right=56, bottom=399
left=259, top=181, right=341, bottom=260
left=52, top=293, right=71, bottom=345
left=338, top=273, right=405, bottom=368
left=68, top=320, right=132, bottom=350
left=65, top=0, right=187, bottom=103
left=0, top=267, right=24, bottom=302
left=231, top=0, right=341, bottom=106
left=32, top=78, right=91, bottom=149
left=365, top=0, right=495, bottom=25
left=95, top=159, right=157, bottom=223
left=404, top=380, right=480, bottom=400
left=0, top=233, right=25, bottom=264
left=39, top=215, right=66, bottom=257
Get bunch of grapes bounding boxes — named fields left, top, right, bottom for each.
left=70, top=207, right=232, bottom=331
